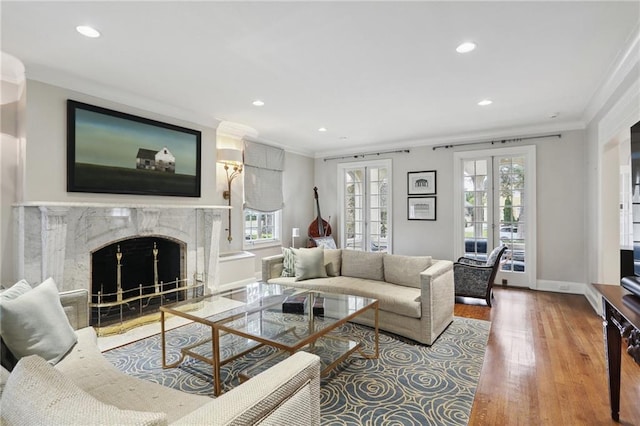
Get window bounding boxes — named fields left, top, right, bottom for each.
left=338, top=159, right=392, bottom=253
left=243, top=208, right=281, bottom=247
left=454, top=146, right=536, bottom=288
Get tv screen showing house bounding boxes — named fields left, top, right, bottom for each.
left=67, top=100, right=201, bottom=197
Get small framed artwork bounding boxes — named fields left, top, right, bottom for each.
left=408, top=170, right=436, bottom=195
left=408, top=196, right=436, bottom=221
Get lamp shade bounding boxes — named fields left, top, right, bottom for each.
left=217, top=148, right=243, bottom=166
left=292, top=228, right=300, bottom=237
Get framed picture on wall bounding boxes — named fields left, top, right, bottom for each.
left=408, top=170, right=436, bottom=195
left=67, top=100, right=202, bottom=197
left=408, top=196, right=436, bottom=221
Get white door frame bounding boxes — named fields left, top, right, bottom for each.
left=453, top=145, right=537, bottom=289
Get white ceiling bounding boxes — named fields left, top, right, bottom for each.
left=1, top=1, right=639, bottom=157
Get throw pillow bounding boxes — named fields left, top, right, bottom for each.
left=313, top=236, right=337, bottom=249
left=281, top=247, right=296, bottom=277
left=486, top=245, right=505, bottom=266
left=341, top=250, right=385, bottom=281
left=1, top=279, right=33, bottom=371
left=293, top=248, right=328, bottom=281
left=1, top=355, right=168, bottom=426
left=324, top=249, right=342, bottom=277
left=384, top=254, right=432, bottom=288
left=0, top=279, right=32, bottom=302
left=1, top=277, right=77, bottom=365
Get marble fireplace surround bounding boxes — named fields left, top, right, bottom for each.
left=14, top=203, right=228, bottom=296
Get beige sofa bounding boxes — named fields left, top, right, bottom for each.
left=262, top=248, right=454, bottom=345
left=1, top=287, right=321, bottom=426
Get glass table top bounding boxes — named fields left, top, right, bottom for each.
left=161, top=282, right=377, bottom=350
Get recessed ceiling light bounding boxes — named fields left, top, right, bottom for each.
left=318, top=127, right=327, bottom=132
left=252, top=100, right=264, bottom=107
left=456, top=42, right=476, bottom=53
left=478, top=99, right=493, bottom=106
left=76, top=25, right=101, bottom=38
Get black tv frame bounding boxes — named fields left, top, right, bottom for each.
left=67, top=100, right=202, bottom=197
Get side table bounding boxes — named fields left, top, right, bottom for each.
left=592, top=283, right=640, bottom=422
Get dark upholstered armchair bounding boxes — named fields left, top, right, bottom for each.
left=454, top=245, right=507, bottom=307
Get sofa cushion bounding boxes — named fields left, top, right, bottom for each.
left=293, top=248, right=328, bottom=281
left=267, top=276, right=421, bottom=319
left=0, top=364, right=9, bottom=399
left=341, top=250, right=385, bottom=281
left=1, top=355, right=168, bottom=426
left=281, top=247, right=296, bottom=277
left=0, top=277, right=77, bottom=365
left=324, top=249, right=342, bottom=277
left=56, top=327, right=210, bottom=424
left=384, top=254, right=432, bottom=288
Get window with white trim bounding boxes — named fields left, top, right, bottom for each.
left=243, top=208, right=281, bottom=247
left=338, top=159, right=392, bottom=253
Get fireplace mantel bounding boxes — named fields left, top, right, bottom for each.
left=14, top=203, right=229, bottom=294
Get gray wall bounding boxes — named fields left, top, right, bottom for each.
left=0, top=79, right=316, bottom=285
left=314, top=130, right=588, bottom=287
left=22, top=80, right=220, bottom=205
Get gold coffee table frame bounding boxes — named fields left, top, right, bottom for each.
left=160, top=285, right=378, bottom=396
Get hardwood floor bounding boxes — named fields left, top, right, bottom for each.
left=455, top=287, right=640, bottom=426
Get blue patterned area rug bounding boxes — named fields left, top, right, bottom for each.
left=103, top=317, right=490, bottom=426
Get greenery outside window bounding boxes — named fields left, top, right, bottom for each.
left=338, top=159, right=392, bottom=253
left=243, top=208, right=281, bottom=247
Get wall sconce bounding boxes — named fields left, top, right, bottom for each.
left=217, top=148, right=243, bottom=242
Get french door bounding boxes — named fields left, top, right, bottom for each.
left=454, top=146, right=537, bottom=288
left=337, top=159, right=392, bottom=253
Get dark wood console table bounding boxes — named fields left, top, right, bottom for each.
left=592, top=284, right=640, bottom=422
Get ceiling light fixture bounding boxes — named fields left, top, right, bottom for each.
left=456, top=42, right=476, bottom=53
left=76, top=25, right=101, bottom=38
left=318, top=127, right=327, bottom=132
left=252, top=100, right=264, bottom=106
left=478, top=99, right=493, bottom=106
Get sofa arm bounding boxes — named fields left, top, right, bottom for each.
left=59, top=289, right=90, bottom=330
left=418, top=260, right=454, bottom=344
left=262, top=254, right=285, bottom=281
left=173, top=351, right=321, bottom=426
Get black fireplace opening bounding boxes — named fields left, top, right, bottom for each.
left=90, top=236, right=186, bottom=327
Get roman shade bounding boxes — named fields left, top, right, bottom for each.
left=243, top=140, right=284, bottom=212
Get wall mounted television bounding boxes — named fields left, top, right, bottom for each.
left=623, top=120, right=640, bottom=282
left=67, top=100, right=202, bottom=197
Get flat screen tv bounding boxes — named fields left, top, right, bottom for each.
left=67, top=100, right=202, bottom=197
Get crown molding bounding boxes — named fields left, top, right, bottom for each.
left=314, top=120, right=586, bottom=159
left=216, top=121, right=258, bottom=140
left=0, top=51, right=25, bottom=85
left=583, top=24, right=640, bottom=125
left=25, top=64, right=219, bottom=129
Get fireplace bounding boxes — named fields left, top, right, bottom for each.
left=15, top=203, right=227, bottom=332
left=90, top=236, right=190, bottom=327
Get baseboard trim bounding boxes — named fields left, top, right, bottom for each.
left=535, top=279, right=585, bottom=295
left=583, top=284, right=603, bottom=315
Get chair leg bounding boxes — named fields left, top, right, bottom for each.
left=486, top=289, right=493, bottom=307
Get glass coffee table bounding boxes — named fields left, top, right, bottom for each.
left=160, top=283, right=378, bottom=396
